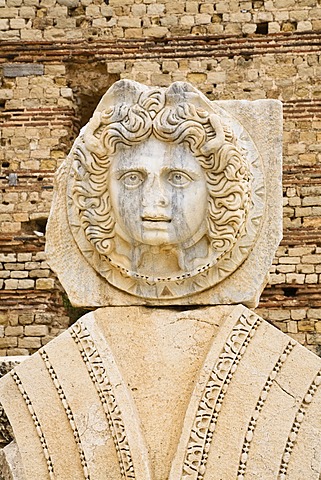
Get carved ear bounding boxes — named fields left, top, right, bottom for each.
left=200, top=114, right=225, bottom=156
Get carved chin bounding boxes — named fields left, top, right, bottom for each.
left=105, top=229, right=211, bottom=278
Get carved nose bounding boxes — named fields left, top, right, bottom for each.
left=158, top=197, right=168, bottom=207
left=142, top=178, right=169, bottom=208
left=142, top=193, right=169, bottom=208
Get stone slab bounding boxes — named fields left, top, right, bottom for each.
left=46, top=80, right=282, bottom=308
left=1, top=305, right=321, bottom=479
left=3, top=64, right=44, bottom=78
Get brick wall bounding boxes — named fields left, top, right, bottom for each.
left=1, top=0, right=321, bottom=354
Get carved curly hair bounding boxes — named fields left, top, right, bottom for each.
left=72, top=81, right=251, bottom=261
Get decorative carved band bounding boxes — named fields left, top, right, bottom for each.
left=278, top=368, right=321, bottom=479
left=10, top=370, right=55, bottom=479
left=70, top=320, right=136, bottom=479
left=182, top=310, right=262, bottom=479
left=237, top=339, right=297, bottom=479
left=39, top=348, right=90, bottom=480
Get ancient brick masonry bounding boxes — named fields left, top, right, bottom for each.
left=1, top=0, right=321, bottom=354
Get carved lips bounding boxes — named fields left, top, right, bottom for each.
left=142, top=215, right=172, bottom=228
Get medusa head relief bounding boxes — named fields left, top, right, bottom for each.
left=66, top=81, right=265, bottom=300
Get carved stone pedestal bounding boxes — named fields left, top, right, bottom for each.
left=1, top=305, right=321, bottom=479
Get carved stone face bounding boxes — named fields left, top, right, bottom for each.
left=109, top=137, right=208, bottom=248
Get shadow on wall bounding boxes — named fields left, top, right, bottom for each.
left=66, top=63, right=120, bottom=127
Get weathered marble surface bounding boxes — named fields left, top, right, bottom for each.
left=46, top=81, right=282, bottom=308
left=1, top=306, right=321, bottom=480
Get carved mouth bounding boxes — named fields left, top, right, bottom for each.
left=142, top=216, right=171, bottom=223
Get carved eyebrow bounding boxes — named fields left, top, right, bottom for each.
left=113, top=167, right=148, bottom=177
left=162, top=166, right=202, bottom=178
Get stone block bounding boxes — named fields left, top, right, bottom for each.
left=0, top=89, right=13, bottom=100
left=19, top=6, right=36, bottom=17
left=57, top=0, right=79, bottom=6
left=306, top=274, right=318, bottom=284
left=302, top=254, right=321, bottom=264
left=307, top=309, right=321, bottom=320
left=0, top=254, right=16, bottom=262
left=29, top=269, right=50, bottom=278
left=35, top=278, right=55, bottom=289
left=146, top=3, right=164, bottom=14
left=18, top=313, right=34, bottom=325
left=131, top=4, right=146, bottom=15
left=20, top=29, right=43, bottom=40
left=270, top=273, right=285, bottom=284
left=286, top=320, right=298, bottom=333
left=160, top=14, right=178, bottom=27
left=0, top=7, right=17, bottom=17
left=268, top=309, right=291, bottom=321
left=60, top=87, right=73, bottom=98
left=2, top=306, right=321, bottom=479
left=0, top=337, right=17, bottom=348
left=276, top=265, right=295, bottom=273
left=7, top=313, right=18, bottom=327
left=7, top=348, right=29, bottom=355
left=9, top=18, right=25, bottom=28
left=24, top=325, right=48, bottom=336
left=44, top=65, right=66, bottom=75
left=187, top=72, right=207, bottom=84
left=279, top=256, right=300, bottom=264
left=143, top=26, right=168, bottom=37
left=4, top=279, right=18, bottom=290
left=298, top=320, right=316, bottom=332
left=297, top=265, right=315, bottom=274
left=3, top=63, right=44, bottom=77
left=207, top=71, right=226, bottom=83
left=17, top=253, right=32, bottom=262
left=180, top=15, right=195, bottom=27
left=5, top=326, right=23, bottom=337
left=307, top=333, right=321, bottom=344
left=107, top=61, right=125, bottom=74
left=268, top=22, right=281, bottom=33
left=291, top=309, right=307, bottom=320
left=242, top=23, right=256, bottom=35
left=286, top=273, right=305, bottom=284
left=10, top=271, right=29, bottom=279
left=34, top=313, right=54, bottom=325
left=17, top=280, right=34, bottom=289
left=24, top=262, right=40, bottom=270
left=0, top=18, right=8, bottom=29
left=18, top=337, right=41, bottom=349
left=315, top=322, right=321, bottom=333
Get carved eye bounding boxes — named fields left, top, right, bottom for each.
left=120, top=171, right=145, bottom=188
left=168, top=171, right=192, bottom=187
